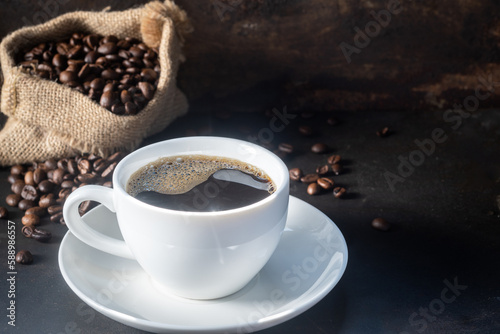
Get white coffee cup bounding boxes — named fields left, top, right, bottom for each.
left=63, top=137, right=289, bottom=299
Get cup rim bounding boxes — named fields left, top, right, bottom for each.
left=112, top=136, right=289, bottom=216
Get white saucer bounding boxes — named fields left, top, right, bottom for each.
left=59, top=196, right=348, bottom=333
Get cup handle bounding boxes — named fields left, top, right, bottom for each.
left=63, top=185, right=135, bottom=259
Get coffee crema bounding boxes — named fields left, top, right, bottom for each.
left=126, top=155, right=276, bottom=212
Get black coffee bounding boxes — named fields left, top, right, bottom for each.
left=126, top=155, right=275, bottom=212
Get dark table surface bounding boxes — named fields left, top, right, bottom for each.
left=1, top=106, right=499, bottom=334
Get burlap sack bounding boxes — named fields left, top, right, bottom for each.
left=0, top=1, right=192, bottom=166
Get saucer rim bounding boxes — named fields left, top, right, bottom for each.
left=58, top=195, right=348, bottom=333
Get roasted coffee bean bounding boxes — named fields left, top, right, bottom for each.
left=52, top=53, right=67, bottom=67
left=59, top=70, right=78, bottom=83
left=307, top=183, right=322, bottom=195
left=21, top=185, right=39, bottom=201
left=298, top=125, right=313, bottom=136
left=124, top=101, right=138, bottom=115
left=6, top=194, right=22, bottom=207
left=57, top=158, right=68, bottom=171
left=45, top=158, right=58, bottom=170
left=332, top=163, right=342, bottom=175
left=52, top=168, right=65, bottom=184
left=24, top=170, right=35, bottom=185
left=103, top=181, right=113, bottom=188
left=18, top=199, right=36, bottom=211
left=78, top=159, right=92, bottom=174
left=26, top=206, right=46, bottom=217
left=97, top=42, right=117, bottom=55
left=33, top=168, right=47, bottom=184
left=58, top=188, right=71, bottom=201
left=371, top=217, right=391, bottom=231
left=61, top=180, right=75, bottom=189
left=101, top=161, right=117, bottom=178
left=333, top=187, right=346, bottom=198
left=317, top=177, right=334, bottom=190
left=39, top=194, right=56, bottom=208
left=376, top=127, right=390, bottom=137
left=289, top=168, right=303, bottom=181
left=21, top=225, right=34, bottom=238
left=101, top=69, right=120, bottom=80
left=11, top=180, right=26, bottom=195
left=50, top=212, right=64, bottom=223
left=11, top=164, right=25, bottom=175
left=278, top=143, right=294, bottom=154
left=22, top=213, right=40, bottom=226
left=78, top=200, right=92, bottom=216
left=100, top=90, right=118, bottom=109
left=16, top=250, right=33, bottom=264
left=31, top=228, right=52, bottom=242
left=7, top=174, right=22, bottom=184
left=311, top=143, right=329, bottom=154
left=327, top=117, right=338, bottom=126
left=0, top=206, right=8, bottom=219
left=316, top=164, right=329, bottom=175
left=38, top=179, right=55, bottom=193
left=90, top=158, right=105, bottom=173
left=47, top=205, right=63, bottom=215
left=138, top=81, right=154, bottom=100
left=300, top=173, right=319, bottom=183
left=141, top=68, right=157, bottom=82
left=67, top=159, right=78, bottom=175
left=77, top=173, right=96, bottom=183
left=327, top=155, right=341, bottom=165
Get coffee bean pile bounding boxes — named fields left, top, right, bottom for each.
left=5, top=152, right=126, bottom=242
left=289, top=154, right=346, bottom=198
left=18, top=33, right=160, bottom=115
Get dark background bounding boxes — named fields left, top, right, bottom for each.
left=0, top=1, right=499, bottom=333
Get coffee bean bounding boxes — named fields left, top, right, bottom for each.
left=327, top=117, right=338, bottom=126
left=97, top=42, right=117, bottom=55
left=289, top=168, right=303, bottom=181
left=22, top=213, right=40, bottom=226
left=7, top=174, right=22, bottom=184
left=333, top=187, right=346, bottom=198
left=52, top=168, right=65, bottom=184
left=101, top=69, right=120, bottom=80
left=61, top=180, right=75, bottom=189
left=77, top=173, right=96, bottom=183
left=31, top=228, right=52, bottom=242
left=47, top=205, right=62, bottom=215
left=11, top=165, right=25, bottom=175
left=21, top=225, right=34, bottom=238
left=52, top=53, right=67, bottom=67
left=307, top=183, right=321, bottom=195
left=33, top=168, right=47, bottom=184
left=332, top=163, right=342, bottom=175
left=311, top=143, right=329, bottom=154
left=316, top=164, right=329, bottom=175
left=107, top=151, right=124, bottom=163
left=50, top=211, right=64, bottom=223
left=39, top=194, right=56, bottom=208
left=141, top=68, right=157, bottom=82
left=16, top=250, right=33, bottom=264
left=24, top=170, right=35, bottom=185
left=103, top=181, right=113, bottom=188
left=371, top=217, right=390, bottom=231
left=278, top=143, right=294, bottom=154
left=376, top=127, right=390, bottom=137
left=18, top=199, right=36, bottom=211
left=300, top=173, right=319, bottom=183
left=21, top=185, right=39, bottom=201
left=317, top=177, right=334, bottom=190
left=101, top=161, right=117, bottom=178
left=6, top=194, right=22, bottom=207
left=298, top=125, right=313, bottom=136
left=26, top=206, right=46, bottom=217
left=327, top=155, right=341, bottom=165
left=124, top=101, right=138, bottom=115
left=59, top=70, right=78, bottom=83
left=38, top=180, right=55, bottom=194
left=138, top=81, right=155, bottom=100
left=78, top=159, right=92, bottom=174
left=11, top=179, right=25, bottom=195
left=78, top=200, right=92, bottom=216
left=0, top=207, right=9, bottom=219
left=100, top=90, right=118, bottom=109
left=57, top=159, right=68, bottom=171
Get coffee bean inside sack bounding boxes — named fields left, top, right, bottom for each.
left=17, top=33, right=160, bottom=115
